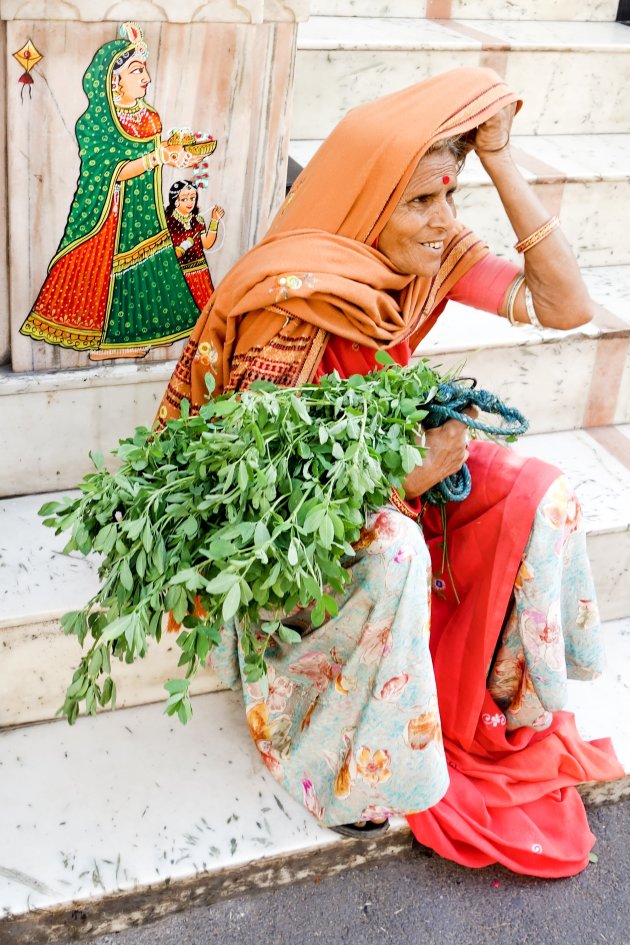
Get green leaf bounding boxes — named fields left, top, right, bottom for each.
left=375, top=350, right=396, bottom=367
left=303, top=506, right=326, bottom=534
left=119, top=559, right=134, bottom=592
left=318, top=515, right=335, bottom=549
left=205, top=571, right=240, bottom=594
left=278, top=624, right=302, bottom=644
left=222, top=582, right=241, bottom=621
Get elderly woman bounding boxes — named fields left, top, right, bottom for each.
left=158, top=68, right=622, bottom=877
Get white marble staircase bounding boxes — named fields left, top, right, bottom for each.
left=1, top=4, right=630, bottom=942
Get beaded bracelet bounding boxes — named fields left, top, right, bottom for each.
left=505, top=273, right=526, bottom=325
left=514, top=216, right=559, bottom=254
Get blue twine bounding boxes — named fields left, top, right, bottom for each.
left=422, top=380, right=528, bottom=505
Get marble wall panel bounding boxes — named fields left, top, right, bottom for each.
left=308, top=0, right=619, bottom=18
left=7, top=19, right=297, bottom=372
left=502, top=50, right=630, bottom=136
left=452, top=179, right=627, bottom=269
left=0, top=20, right=8, bottom=365
left=0, top=619, right=224, bottom=727
left=291, top=48, right=480, bottom=140
left=438, top=0, right=618, bottom=18
left=614, top=340, right=630, bottom=427
left=0, top=362, right=171, bottom=496
left=415, top=332, right=600, bottom=436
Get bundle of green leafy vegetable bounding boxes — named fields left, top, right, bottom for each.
left=41, top=354, right=522, bottom=726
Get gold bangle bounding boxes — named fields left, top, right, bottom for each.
left=505, top=273, right=526, bottom=326
left=514, top=216, right=560, bottom=254
left=142, top=152, right=151, bottom=172
left=209, top=220, right=219, bottom=232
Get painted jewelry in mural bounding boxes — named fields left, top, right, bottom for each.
left=13, top=39, right=44, bottom=101
left=20, top=22, right=219, bottom=361
left=165, top=180, right=225, bottom=312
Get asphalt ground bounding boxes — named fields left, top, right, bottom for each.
left=68, top=799, right=630, bottom=945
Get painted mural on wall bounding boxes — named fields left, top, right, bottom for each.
left=13, top=39, right=44, bottom=101
left=19, top=22, right=224, bottom=362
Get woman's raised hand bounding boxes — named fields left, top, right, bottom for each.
left=402, top=407, right=479, bottom=500
left=473, top=102, right=517, bottom=156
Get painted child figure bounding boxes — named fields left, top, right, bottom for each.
left=165, top=181, right=225, bottom=311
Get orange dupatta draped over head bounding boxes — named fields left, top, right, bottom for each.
left=158, top=68, right=521, bottom=423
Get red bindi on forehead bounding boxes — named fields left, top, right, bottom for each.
left=442, top=175, right=450, bottom=185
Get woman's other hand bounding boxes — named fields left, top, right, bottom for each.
left=473, top=102, right=517, bottom=156
left=402, top=407, right=479, bottom=500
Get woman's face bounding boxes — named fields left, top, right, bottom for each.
left=116, top=58, right=151, bottom=104
left=176, top=188, right=197, bottom=215
left=377, top=149, right=458, bottom=277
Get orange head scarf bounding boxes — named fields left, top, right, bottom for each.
left=159, top=67, right=521, bottom=423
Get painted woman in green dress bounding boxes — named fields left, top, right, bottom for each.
left=20, top=22, right=206, bottom=360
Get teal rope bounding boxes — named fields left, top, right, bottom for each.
left=422, top=380, right=528, bottom=505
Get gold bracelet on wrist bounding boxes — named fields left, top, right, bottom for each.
left=505, top=273, right=526, bottom=326
left=514, top=216, right=560, bottom=254
left=209, top=220, right=219, bottom=232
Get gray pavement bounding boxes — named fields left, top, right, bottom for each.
left=72, top=800, right=629, bottom=945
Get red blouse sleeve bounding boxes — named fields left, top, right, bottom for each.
left=446, top=254, right=522, bottom=315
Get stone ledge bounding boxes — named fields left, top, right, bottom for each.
left=0, top=678, right=627, bottom=938
left=0, top=0, right=310, bottom=24
left=0, top=826, right=412, bottom=945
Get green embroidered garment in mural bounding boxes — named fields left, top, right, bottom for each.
left=21, top=35, right=200, bottom=353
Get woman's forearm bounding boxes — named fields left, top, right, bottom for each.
left=478, top=149, right=595, bottom=329
left=117, top=157, right=148, bottom=182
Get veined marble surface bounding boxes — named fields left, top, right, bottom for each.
left=0, top=492, right=100, bottom=629
left=293, top=19, right=630, bottom=138
left=511, top=429, right=630, bottom=536
left=581, top=267, right=630, bottom=326
left=0, top=689, right=334, bottom=918
left=1, top=618, right=628, bottom=919
left=298, top=15, right=475, bottom=48
left=459, top=18, right=630, bottom=49
left=309, top=0, right=620, bottom=20
left=297, top=15, right=630, bottom=50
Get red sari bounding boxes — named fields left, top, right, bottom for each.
left=316, top=332, right=623, bottom=878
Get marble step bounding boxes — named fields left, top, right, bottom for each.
left=2, top=416, right=630, bottom=730
left=293, top=18, right=630, bottom=139
left=309, top=1, right=620, bottom=21
left=1, top=638, right=629, bottom=938
left=290, top=134, right=630, bottom=269
left=414, top=264, right=630, bottom=435
left=0, top=266, right=629, bottom=499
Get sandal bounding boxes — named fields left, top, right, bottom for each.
left=330, top=819, right=390, bottom=839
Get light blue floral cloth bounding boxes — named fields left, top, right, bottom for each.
left=210, top=472, right=604, bottom=827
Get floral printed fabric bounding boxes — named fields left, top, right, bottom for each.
left=488, top=475, right=603, bottom=731
left=209, top=474, right=605, bottom=828
left=211, top=508, right=449, bottom=826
